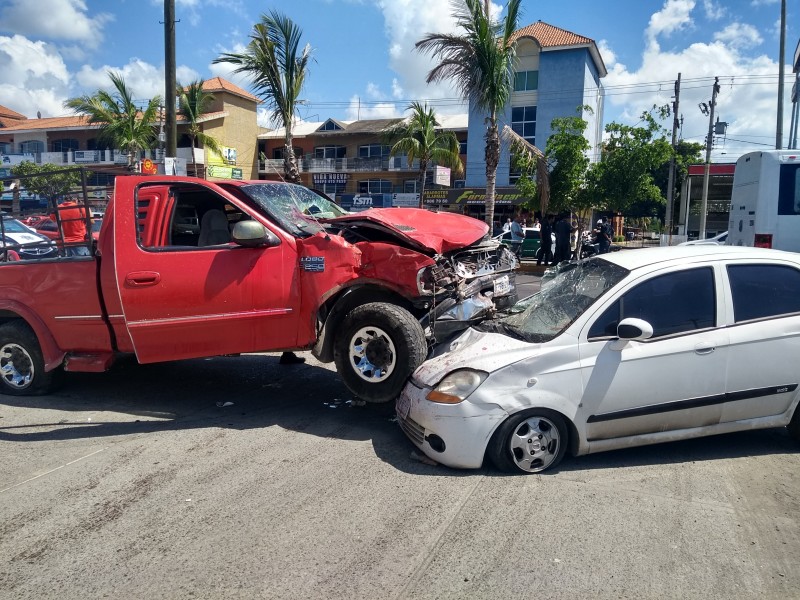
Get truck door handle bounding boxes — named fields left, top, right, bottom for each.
left=126, top=271, right=161, bottom=287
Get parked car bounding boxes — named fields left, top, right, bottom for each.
left=397, top=246, right=800, bottom=473
left=679, top=231, right=728, bottom=246
left=0, top=216, right=58, bottom=260
left=496, top=227, right=555, bottom=259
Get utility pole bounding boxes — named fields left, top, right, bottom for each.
left=777, top=0, right=787, bottom=149
left=699, top=77, right=720, bottom=240
left=164, top=0, right=177, bottom=157
left=665, top=73, right=681, bottom=245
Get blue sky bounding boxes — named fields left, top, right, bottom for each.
left=0, top=0, right=795, bottom=161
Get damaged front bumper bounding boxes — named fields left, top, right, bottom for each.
left=417, top=241, right=518, bottom=342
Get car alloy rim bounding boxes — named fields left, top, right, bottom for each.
left=508, top=416, right=561, bottom=472
left=0, top=342, right=34, bottom=389
left=348, top=325, right=396, bottom=383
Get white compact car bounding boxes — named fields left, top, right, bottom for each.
left=397, top=246, right=800, bottom=473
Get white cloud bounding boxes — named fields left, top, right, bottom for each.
left=702, top=0, right=726, bottom=20
left=0, top=35, right=71, bottom=117
left=74, top=59, right=200, bottom=106
left=714, top=22, right=763, bottom=49
left=646, top=0, right=696, bottom=41
left=0, top=0, right=113, bottom=48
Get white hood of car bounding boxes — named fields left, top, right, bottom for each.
left=4, top=231, right=45, bottom=245
left=412, top=327, right=534, bottom=386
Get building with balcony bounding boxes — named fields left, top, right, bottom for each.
left=0, top=77, right=262, bottom=191
left=258, top=114, right=469, bottom=208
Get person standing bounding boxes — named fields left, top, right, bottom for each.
left=552, top=213, right=571, bottom=265
left=537, top=214, right=554, bottom=266
left=51, top=197, right=92, bottom=257
left=509, top=215, right=524, bottom=258
left=597, top=216, right=612, bottom=254
left=502, top=218, right=512, bottom=233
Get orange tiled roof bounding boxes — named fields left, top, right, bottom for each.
left=201, top=77, right=260, bottom=103
left=510, top=21, right=593, bottom=47
left=0, top=115, right=92, bottom=132
left=510, top=21, right=606, bottom=77
left=0, top=104, right=26, bottom=121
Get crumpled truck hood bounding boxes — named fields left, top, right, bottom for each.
left=328, top=208, right=489, bottom=254
left=412, top=327, right=534, bottom=386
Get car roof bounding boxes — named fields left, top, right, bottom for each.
left=598, top=245, right=800, bottom=271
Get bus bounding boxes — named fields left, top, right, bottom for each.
left=727, top=150, right=800, bottom=252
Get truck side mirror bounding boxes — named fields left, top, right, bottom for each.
left=231, top=221, right=280, bottom=248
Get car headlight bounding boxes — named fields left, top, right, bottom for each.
left=417, top=264, right=435, bottom=295
left=426, top=369, right=488, bottom=404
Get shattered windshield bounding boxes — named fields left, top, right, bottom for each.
left=238, top=183, right=348, bottom=237
left=488, top=258, right=628, bottom=343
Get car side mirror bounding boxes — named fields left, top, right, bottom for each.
left=617, top=318, right=653, bottom=341
left=231, top=221, right=280, bottom=248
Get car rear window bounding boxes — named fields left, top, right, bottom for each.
left=727, top=264, right=800, bottom=322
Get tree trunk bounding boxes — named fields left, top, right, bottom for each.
left=11, top=180, right=20, bottom=218
left=284, top=129, right=302, bottom=184
left=484, top=117, right=500, bottom=228
left=418, top=159, right=428, bottom=209
left=190, top=135, right=197, bottom=177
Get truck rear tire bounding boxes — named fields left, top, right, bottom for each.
left=0, top=321, right=60, bottom=396
left=333, top=302, right=426, bottom=404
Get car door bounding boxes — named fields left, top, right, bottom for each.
left=577, top=265, right=729, bottom=442
left=720, top=262, right=800, bottom=423
left=113, top=179, right=301, bottom=363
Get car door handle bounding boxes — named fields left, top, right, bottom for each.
left=695, top=343, right=715, bottom=355
left=126, top=271, right=161, bottom=287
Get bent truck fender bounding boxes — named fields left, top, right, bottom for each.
left=0, top=299, right=65, bottom=371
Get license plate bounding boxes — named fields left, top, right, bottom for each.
left=494, top=274, right=511, bottom=296
left=396, top=389, right=412, bottom=419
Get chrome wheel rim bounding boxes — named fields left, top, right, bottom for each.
left=348, top=326, right=396, bottom=383
left=508, top=416, right=561, bottom=472
left=0, top=342, right=34, bottom=390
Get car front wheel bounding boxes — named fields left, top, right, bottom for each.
left=489, top=409, right=568, bottom=473
left=333, top=302, right=426, bottom=404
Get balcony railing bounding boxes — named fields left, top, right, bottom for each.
left=2, top=147, right=204, bottom=167
left=260, top=156, right=419, bottom=174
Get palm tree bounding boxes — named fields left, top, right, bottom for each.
left=177, top=80, right=223, bottom=177
left=213, top=10, right=311, bottom=184
left=385, top=102, right=464, bottom=209
left=65, top=72, right=161, bottom=171
left=415, top=0, right=521, bottom=227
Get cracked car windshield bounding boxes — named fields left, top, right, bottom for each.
left=240, top=183, right=347, bottom=237
left=497, top=259, right=629, bottom=343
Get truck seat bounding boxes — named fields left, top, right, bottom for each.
left=198, top=210, right=231, bottom=246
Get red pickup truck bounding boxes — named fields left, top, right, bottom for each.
left=0, top=173, right=517, bottom=402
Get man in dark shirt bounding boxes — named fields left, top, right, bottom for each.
left=537, top=214, right=554, bottom=266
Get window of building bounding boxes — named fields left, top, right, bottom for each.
left=87, top=138, right=111, bottom=151
left=358, top=144, right=390, bottom=158
left=272, top=147, right=303, bottom=160
left=318, top=119, right=343, bottom=132
left=19, top=140, right=44, bottom=154
left=514, top=70, right=539, bottom=92
left=51, top=138, right=79, bottom=152
left=358, top=179, right=392, bottom=194
left=454, top=179, right=466, bottom=189
left=316, top=182, right=347, bottom=197
left=727, top=264, right=800, bottom=322
left=459, top=139, right=468, bottom=155
left=510, top=106, right=537, bottom=184
left=313, top=146, right=346, bottom=159
left=588, top=268, right=716, bottom=339
left=404, top=179, right=418, bottom=193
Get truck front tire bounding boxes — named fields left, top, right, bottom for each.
left=0, top=321, right=60, bottom=396
left=334, top=302, right=426, bottom=404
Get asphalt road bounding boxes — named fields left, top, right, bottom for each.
left=1, top=277, right=798, bottom=599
